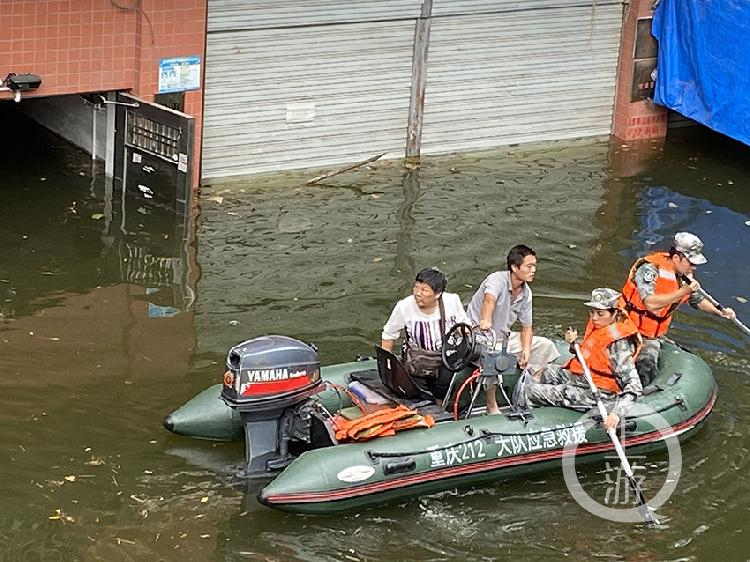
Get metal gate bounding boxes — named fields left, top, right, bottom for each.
left=202, top=0, right=624, bottom=179
left=202, top=0, right=421, bottom=179
left=114, top=92, right=195, bottom=213
left=111, top=92, right=196, bottom=311
left=421, top=0, right=625, bottom=154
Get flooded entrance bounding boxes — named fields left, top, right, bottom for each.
left=1, top=105, right=748, bottom=560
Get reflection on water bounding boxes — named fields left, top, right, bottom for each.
left=1, top=104, right=749, bottom=561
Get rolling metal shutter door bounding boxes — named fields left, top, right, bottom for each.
left=422, top=1, right=624, bottom=154
left=203, top=1, right=420, bottom=180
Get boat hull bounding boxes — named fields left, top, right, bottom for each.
left=258, top=341, right=717, bottom=514
left=259, top=387, right=715, bottom=514
left=163, top=360, right=367, bottom=440
left=165, top=342, right=717, bottom=514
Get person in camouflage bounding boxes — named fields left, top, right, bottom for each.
left=523, top=288, right=643, bottom=430
left=621, top=232, right=735, bottom=385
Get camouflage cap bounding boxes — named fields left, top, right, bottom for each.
left=673, top=232, right=707, bottom=265
left=584, top=288, right=622, bottom=309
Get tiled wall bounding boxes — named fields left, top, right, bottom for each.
left=611, top=0, right=668, bottom=142
left=1, top=0, right=207, bottom=183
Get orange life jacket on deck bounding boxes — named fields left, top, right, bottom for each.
left=564, top=316, right=642, bottom=393
left=621, top=252, right=690, bottom=338
left=332, top=405, right=435, bottom=442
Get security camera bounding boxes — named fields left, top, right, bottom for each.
left=3, top=73, right=43, bottom=91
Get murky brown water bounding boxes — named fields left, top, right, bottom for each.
left=1, top=106, right=749, bottom=561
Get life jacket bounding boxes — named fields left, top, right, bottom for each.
left=564, top=315, right=642, bottom=393
left=621, top=252, right=690, bottom=338
left=332, top=405, right=435, bottom=442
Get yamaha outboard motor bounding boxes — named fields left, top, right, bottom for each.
left=222, top=336, right=323, bottom=476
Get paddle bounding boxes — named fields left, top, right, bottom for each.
left=572, top=343, right=660, bottom=525
left=681, top=275, right=750, bottom=337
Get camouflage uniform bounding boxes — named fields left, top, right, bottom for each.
left=523, top=337, right=642, bottom=418
left=633, top=262, right=704, bottom=384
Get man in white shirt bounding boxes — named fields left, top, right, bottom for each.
left=381, top=267, right=469, bottom=400
left=467, top=244, right=559, bottom=414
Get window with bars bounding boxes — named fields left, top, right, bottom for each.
left=126, top=111, right=181, bottom=160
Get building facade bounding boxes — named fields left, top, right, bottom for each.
left=1, top=0, right=668, bottom=186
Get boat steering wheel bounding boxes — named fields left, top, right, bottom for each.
left=442, top=323, right=476, bottom=371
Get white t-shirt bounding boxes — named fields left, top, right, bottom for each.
left=381, top=292, right=469, bottom=351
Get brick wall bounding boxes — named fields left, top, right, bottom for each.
left=0, top=0, right=206, bottom=184
left=611, top=0, right=668, bottom=142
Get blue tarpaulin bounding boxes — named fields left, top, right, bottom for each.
left=652, top=0, right=750, bottom=146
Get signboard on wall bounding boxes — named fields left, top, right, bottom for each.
left=631, top=18, right=657, bottom=102
left=158, top=56, right=201, bottom=94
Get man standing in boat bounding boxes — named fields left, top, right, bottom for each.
left=523, top=288, right=643, bottom=430
left=467, top=244, right=559, bottom=415
left=621, top=232, right=736, bottom=385
left=381, top=266, right=468, bottom=400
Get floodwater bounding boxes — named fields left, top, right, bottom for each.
left=1, top=105, right=749, bottom=561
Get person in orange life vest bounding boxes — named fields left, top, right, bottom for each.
left=523, top=288, right=643, bottom=430
left=621, top=232, right=736, bottom=385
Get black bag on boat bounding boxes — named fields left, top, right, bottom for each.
left=402, top=295, right=447, bottom=379
left=403, top=347, right=443, bottom=378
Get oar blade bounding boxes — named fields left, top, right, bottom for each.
left=628, top=474, right=660, bottom=526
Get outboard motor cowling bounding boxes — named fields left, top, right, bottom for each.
left=221, top=336, right=323, bottom=476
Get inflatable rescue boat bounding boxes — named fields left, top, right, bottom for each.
left=164, top=329, right=716, bottom=515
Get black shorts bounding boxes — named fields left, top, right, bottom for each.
left=411, top=366, right=453, bottom=400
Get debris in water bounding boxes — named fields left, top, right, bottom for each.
left=137, top=184, right=154, bottom=199
left=200, top=496, right=209, bottom=503
left=372, top=257, right=383, bottom=263
left=735, top=296, right=747, bottom=304
left=207, top=195, right=224, bottom=204
left=668, top=202, right=678, bottom=208
left=114, top=537, right=135, bottom=545
left=229, top=320, right=240, bottom=326
left=674, top=537, right=693, bottom=548
left=49, top=508, right=75, bottom=523
left=91, top=214, right=104, bottom=220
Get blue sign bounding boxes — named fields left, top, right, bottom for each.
left=158, top=56, right=201, bottom=94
